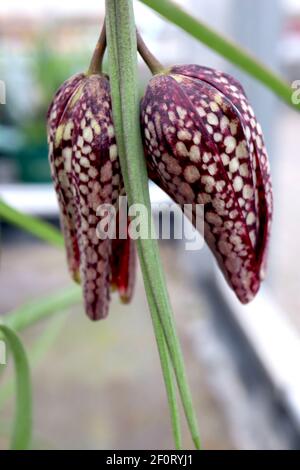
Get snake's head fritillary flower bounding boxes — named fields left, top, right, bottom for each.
left=141, top=65, right=273, bottom=304
left=47, top=73, right=135, bottom=320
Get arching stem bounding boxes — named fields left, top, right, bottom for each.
left=88, top=21, right=107, bottom=75
left=137, top=30, right=164, bottom=75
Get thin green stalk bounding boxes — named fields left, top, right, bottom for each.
left=139, top=0, right=299, bottom=112
left=88, top=22, right=107, bottom=75
left=136, top=30, right=164, bottom=74
left=0, top=199, right=64, bottom=248
left=0, top=324, right=32, bottom=450
left=106, top=0, right=200, bottom=449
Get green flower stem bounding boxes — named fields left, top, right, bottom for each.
left=139, top=0, right=299, bottom=112
left=136, top=30, right=164, bottom=74
left=0, top=199, right=64, bottom=248
left=0, top=324, right=32, bottom=450
left=88, top=22, right=107, bottom=75
left=106, top=0, right=200, bottom=449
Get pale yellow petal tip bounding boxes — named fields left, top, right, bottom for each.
left=72, top=271, right=81, bottom=284
left=110, top=283, right=117, bottom=293
left=120, top=293, right=130, bottom=304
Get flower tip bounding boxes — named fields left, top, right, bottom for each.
left=87, top=307, right=109, bottom=322
left=239, top=291, right=255, bottom=305
left=119, top=292, right=132, bottom=305
left=72, top=271, right=81, bottom=284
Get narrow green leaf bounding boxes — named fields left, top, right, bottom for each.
left=139, top=0, right=299, bottom=111
left=0, top=324, right=32, bottom=450
left=0, top=199, right=64, bottom=248
left=106, top=0, right=200, bottom=449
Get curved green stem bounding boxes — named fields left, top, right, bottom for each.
left=137, top=30, right=164, bottom=74
left=0, top=324, right=32, bottom=450
left=0, top=312, right=68, bottom=410
left=106, top=0, right=200, bottom=449
left=139, top=0, right=299, bottom=111
left=88, top=22, right=107, bottom=75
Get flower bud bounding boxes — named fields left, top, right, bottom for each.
left=141, top=65, right=272, bottom=304
left=47, top=73, right=135, bottom=320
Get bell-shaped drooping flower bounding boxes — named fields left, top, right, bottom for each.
left=141, top=65, right=272, bottom=304
left=47, top=73, right=135, bottom=320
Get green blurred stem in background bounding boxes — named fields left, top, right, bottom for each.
left=0, top=199, right=64, bottom=248
left=4, top=286, right=81, bottom=333
left=0, top=313, right=68, bottom=410
left=139, top=0, right=300, bottom=112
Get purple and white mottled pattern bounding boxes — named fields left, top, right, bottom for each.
left=47, top=73, right=85, bottom=281
left=47, top=73, right=135, bottom=320
left=141, top=65, right=273, bottom=304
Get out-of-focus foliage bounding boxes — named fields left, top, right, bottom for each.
left=1, top=37, right=87, bottom=182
